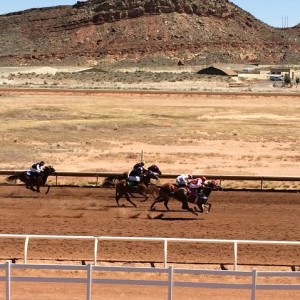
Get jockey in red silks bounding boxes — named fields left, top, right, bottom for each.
left=189, top=176, right=207, bottom=203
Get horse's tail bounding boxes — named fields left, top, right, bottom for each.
left=6, top=174, right=20, bottom=183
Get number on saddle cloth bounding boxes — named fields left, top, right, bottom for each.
left=126, top=179, right=139, bottom=187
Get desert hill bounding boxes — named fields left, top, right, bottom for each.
left=0, top=0, right=299, bottom=66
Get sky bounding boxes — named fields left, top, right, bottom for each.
left=0, top=0, right=299, bottom=28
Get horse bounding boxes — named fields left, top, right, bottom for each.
left=187, top=180, right=220, bottom=213
left=115, top=164, right=162, bottom=207
left=101, top=172, right=128, bottom=187
left=6, top=166, right=56, bottom=194
left=150, top=180, right=220, bottom=215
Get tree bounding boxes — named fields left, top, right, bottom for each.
left=284, top=73, right=291, bottom=85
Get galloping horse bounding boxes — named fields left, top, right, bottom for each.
left=187, top=180, right=220, bottom=213
left=6, top=166, right=56, bottom=194
left=115, top=164, right=162, bottom=207
left=150, top=180, right=220, bottom=215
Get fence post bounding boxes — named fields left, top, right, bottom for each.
left=24, top=236, right=30, bottom=264
left=251, top=269, right=257, bottom=300
left=86, top=264, right=92, bottom=300
left=233, top=241, right=238, bottom=270
left=164, top=240, right=168, bottom=268
left=5, top=260, right=11, bottom=300
left=94, top=238, right=98, bottom=265
left=168, top=266, right=173, bottom=300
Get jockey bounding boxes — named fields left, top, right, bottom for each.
left=189, top=177, right=207, bottom=203
left=127, top=161, right=147, bottom=184
left=28, top=161, right=45, bottom=177
left=176, top=174, right=192, bottom=187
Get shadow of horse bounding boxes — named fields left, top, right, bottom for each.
left=6, top=166, right=56, bottom=194
left=150, top=180, right=220, bottom=215
left=115, top=165, right=161, bottom=207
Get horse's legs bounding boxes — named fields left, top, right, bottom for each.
left=125, top=192, right=137, bottom=207
left=115, top=188, right=121, bottom=206
left=150, top=196, right=169, bottom=211
left=206, top=202, right=212, bottom=213
left=28, top=183, right=37, bottom=192
left=163, top=199, right=170, bottom=210
left=45, top=185, right=51, bottom=194
left=181, top=198, right=198, bottom=216
left=140, top=194, right=148, bottom=202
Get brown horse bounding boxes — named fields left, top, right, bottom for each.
left=115, top=165, right=161, bottom=207
left=150, top=180, right=220, bottom=214
left=6, top=166, right=56, bottom=194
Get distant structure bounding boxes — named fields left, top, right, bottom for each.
left=197, top=65, right=238, bottom=77
left=282, top=15, right=289, bottom=28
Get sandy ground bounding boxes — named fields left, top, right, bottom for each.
left=0, top=90, right=299, bottom=181
left=0, top=186, right=299, bottom=299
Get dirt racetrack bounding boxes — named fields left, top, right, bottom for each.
left=0, top=185, right=299, bottom=299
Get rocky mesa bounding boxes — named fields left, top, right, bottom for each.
left=0, top=0, right=299, bottom=66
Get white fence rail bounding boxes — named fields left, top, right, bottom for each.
left=1, top=261, right=299, bottom=300
left=0, top=234, right=299, bottom=270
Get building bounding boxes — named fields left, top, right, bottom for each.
left=197, top=65, right=238, bottom=76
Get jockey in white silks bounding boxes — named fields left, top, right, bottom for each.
left=27, top=161, right=45, bottom=177
left=175, top=174, right=192, bottom=187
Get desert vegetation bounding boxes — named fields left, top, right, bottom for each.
left=0, top=90, right=299, bottom=191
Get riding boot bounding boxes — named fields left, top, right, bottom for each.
left=194, top=195, right=198, bottom=204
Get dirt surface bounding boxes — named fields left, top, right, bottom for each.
left=0, top=186, right=299, bottom=299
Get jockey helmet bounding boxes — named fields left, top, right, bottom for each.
left=40, top=161, right=45, bottom=165
left=188, top=174, right=193, bottom=179
left=201, top=176, right=207, bottom=181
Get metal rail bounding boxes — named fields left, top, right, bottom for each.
left=1, top=170, right=300, bottom=189
left=1, top=261, right=300, bottom=300
left=0, top=234, right=299, bottom=270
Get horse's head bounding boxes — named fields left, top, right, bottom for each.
left=204, top=179, right=221, bottom=190
left=147, top=164, right=162, bottom=176
left=43, top=166, right=56, bottom=174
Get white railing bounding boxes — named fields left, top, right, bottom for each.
left=1, top=261, right=299, bottom=300
left=0, top=234, right=299, bottom=270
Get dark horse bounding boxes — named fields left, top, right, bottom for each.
left=6, top=166, right=56, bottom=194
left=101, top=172, right=128, bottom=188
left=115, top=164, right=162, bottom=207
left=150, top=180, right=220, bottom=215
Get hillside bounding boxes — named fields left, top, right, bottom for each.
left=0, top=0, right=299, bottom=66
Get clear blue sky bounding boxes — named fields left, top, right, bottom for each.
left=0, top=0, right=299, bottom=28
